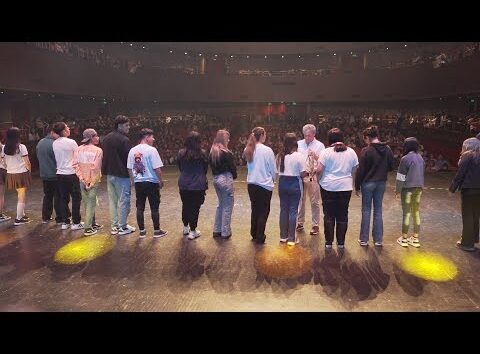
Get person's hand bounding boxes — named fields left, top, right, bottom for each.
left=355, top=190, right=360, bottom=197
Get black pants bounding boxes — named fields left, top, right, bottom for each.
left=320, top=187, right=352, bottom=245
left=247, top=184, right=273, bottom=242
left=42, top=179, right=63, bottom=222
left=135, top=182, right=160, bottom=230
left=57, top=174, right=81, bottom=224
left=460, top=189, right=480, bottom=247
left=179, top=189, right=205, bottom=231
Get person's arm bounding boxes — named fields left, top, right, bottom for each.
left=268, top=149, right=277, bottom=180
left=449, top=154, right=471, bottom=193
left=126, top=148, right=134, bottom=186
left=152, top=149, right=164, bottom=188
left=395, top=157, right=409, bottom=196
left=90, top=149, right=103, bottom=187
left=351, top=165, right=358, bottom=191
left=22, top=155, right=31, bottom=173
left=387, top=146, right=394, bottom=172
left=122, top=137, right=132, bottom=164
left=355, top=148, right=366, bottom=192
left=202, top=151, right=209, bottom=174
left=128, top=169, right=134, bottom=186
left=154, top=167, right=164, bottom=189
left=227, top=152, right=237, bottom=179
left=177, top=150, right=183, bottom=172
left=316, top=162, right=325, bottom=180
left=72, top=147, right=84, bottom=183
left=20, top=144, right=32, bottom=172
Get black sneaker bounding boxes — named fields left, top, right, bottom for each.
left=42, top=217, right=53, bottom=224
left=84, top=228, right=98, bottom=236
left=456, top=240, right=475, bottom=252
left=92, top=223, right=104, bottom=230
left=153, top=229, right=168, bottom=238
left=14, top=216, right=31, bottom=226
left=139, top=229, right=147, bottom=238
left=213, top=232, right=222, bottom=238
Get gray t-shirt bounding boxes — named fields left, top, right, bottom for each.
left=395, top=151, right=425, bottom=192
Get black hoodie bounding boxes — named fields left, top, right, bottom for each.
left=355, top=142, right=394, bottom=191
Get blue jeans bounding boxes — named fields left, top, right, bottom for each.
left=80, top=183, right=98, bottom=229
left=107, top=175, right=131, bottom=229
left=360, top=181, right=386, bottom=243
left=279, top=176, right=302, bottom=242
left=213, top=173, right=234, bottom=237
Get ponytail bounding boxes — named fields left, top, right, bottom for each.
left=244, top=127, right=265, bottom=162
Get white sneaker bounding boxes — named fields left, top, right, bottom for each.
left=183, top=226, right=190, bottom=235
left=0, top=214, right=12, bottom=223
left=111, top=227, right=119, bottom=235
left=407, top=236, right=421, bottom=248
left=118, top=224, right=136, bottom=235
left=280, top=238, right=288, bottom=243
left=71, top=223, right=85, bottom=231
left=61, top=223, right=71, bottom=230
left=397, top=236, right=409, bottom=247
left=188, top=230, right=201, bottom=240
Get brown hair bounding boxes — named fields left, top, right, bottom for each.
left=244, top=127, right=265, bottom=162
left=276, top=133, right=298, bottom=173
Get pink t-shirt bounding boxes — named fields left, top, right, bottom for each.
left=73, top=144, right=103, bottom=186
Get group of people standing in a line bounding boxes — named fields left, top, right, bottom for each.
left=0, top=117, right=479, bottom=252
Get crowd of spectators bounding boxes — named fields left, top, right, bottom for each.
left=19, top=106, right=479, bottom=172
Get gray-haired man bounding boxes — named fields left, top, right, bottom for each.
left=297, top=124, right=325, bottom=235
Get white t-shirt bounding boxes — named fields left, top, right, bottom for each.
left=127, top=143, right=163, bottom=183
left=278, top=151, right=306, bottom=177
left=53, top=137, right=79, bottom=175
left=319, top=146, right=359, bottom=191
left=246, top=143, right=277, bottom=191
left=1, top=144, right=29, bottom=174
left=297, top=138, right=325, bottom=158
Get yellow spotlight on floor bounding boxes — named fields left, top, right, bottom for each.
left=254, top=245, right=313, bottom=279
left=54, top=234, right=116, bottom=265
left=397, top=251, right=458, bottom=282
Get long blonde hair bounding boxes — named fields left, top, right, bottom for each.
left=209, top=130, right=231, bottom=166
left=244, top=127, right=265, bottom=162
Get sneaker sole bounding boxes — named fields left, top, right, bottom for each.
left=118, top=230, right=134, bottom=235
left=139, top=234, right=147, bottom=239
left=153, top=232, right=170, bottom=238
left=408, top=243, right=421, bottom=248
left=14, top=221, right=32, bottom=226
left=0, top=218, right=12, bottom=223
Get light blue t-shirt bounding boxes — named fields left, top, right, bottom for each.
left=127, top=144, right=163, bottom=183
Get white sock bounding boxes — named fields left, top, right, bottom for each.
left=16, top=202, right=25, bottom=220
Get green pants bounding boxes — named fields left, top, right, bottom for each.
left=401, top=188, right=422, bottom=234
left=80, top=183, right=98, bottom=229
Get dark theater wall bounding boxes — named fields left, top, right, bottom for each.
left=2, top=43, right=480, bottom=103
